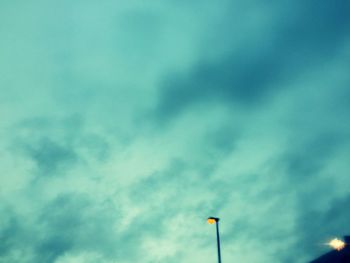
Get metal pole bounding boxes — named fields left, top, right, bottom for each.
left=216, top=220, right=222, bottom=263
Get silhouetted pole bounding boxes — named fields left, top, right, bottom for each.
left=208, top=217, right=222, bottom=263
left=216, top=219, right=222, bottom=263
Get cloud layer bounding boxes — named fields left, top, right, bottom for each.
left=1, top=1, right=350, bottom=262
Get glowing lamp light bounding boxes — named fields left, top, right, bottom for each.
left=328, top=238, right=346, bottom=251
left=207, top=217, right=219, bottom=224
left=207, top=218, right=216, bottom=224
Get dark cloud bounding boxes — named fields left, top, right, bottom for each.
left=0, top=208, right=21, bottom=257
left=155, top=0, right=350, bottom=120
left=9, top=117, right=81, bottom=177
left=156, top=51, right=282, bottom=119
left=35, top=194, right=92, bottom=262
left=283, top=133, right=346, bottom=182
left=23, top=137, right=78, bottom=176
left=8, top=116, right=112, bottom=178
left=0, top=194, right=124, bottom=263
left=36, top=236, right=73, bottom=263
left=32, top=192, right=179, bottom=262
left=0, top=205, right=36, bottom=263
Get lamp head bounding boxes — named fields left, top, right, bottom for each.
left=207, top=217, right=220, bottom=224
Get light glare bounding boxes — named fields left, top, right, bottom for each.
left=328, top=238, right=346, bottom=251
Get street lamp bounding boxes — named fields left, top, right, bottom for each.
left=328, top=238, right=346, bottom=251
left=208, top=217, right=222, bottom=263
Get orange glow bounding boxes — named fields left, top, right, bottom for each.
left=328, top=238, right=346, bottom=251
left=207, top=218, right=216, bottom=224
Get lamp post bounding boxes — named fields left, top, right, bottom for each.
left=208, top=217, right=222, bottom=263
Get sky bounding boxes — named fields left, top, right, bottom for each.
left=0, top=0, right=350, bottom=262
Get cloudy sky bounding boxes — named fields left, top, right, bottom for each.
left=1, top=1, right=350, bottom=262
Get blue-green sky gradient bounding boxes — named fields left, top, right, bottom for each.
left=1, top=1, right=350, bottom=262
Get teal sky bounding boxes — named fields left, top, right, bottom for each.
left=1, top=1, right=350, bottom=262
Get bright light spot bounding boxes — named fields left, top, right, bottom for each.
left=207, top=218, right=216, bottom=224
left=328, top=238, right=346, bottom=251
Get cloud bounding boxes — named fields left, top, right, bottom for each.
left=155, top=0, right=350, bottom=120
left=0, top=207, right=21, bottom=258
left=22, top=138, right=77, bottom=177
left=0, top=194, right=116, bottom=263
left=282, top=133, right=346, bottom=182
